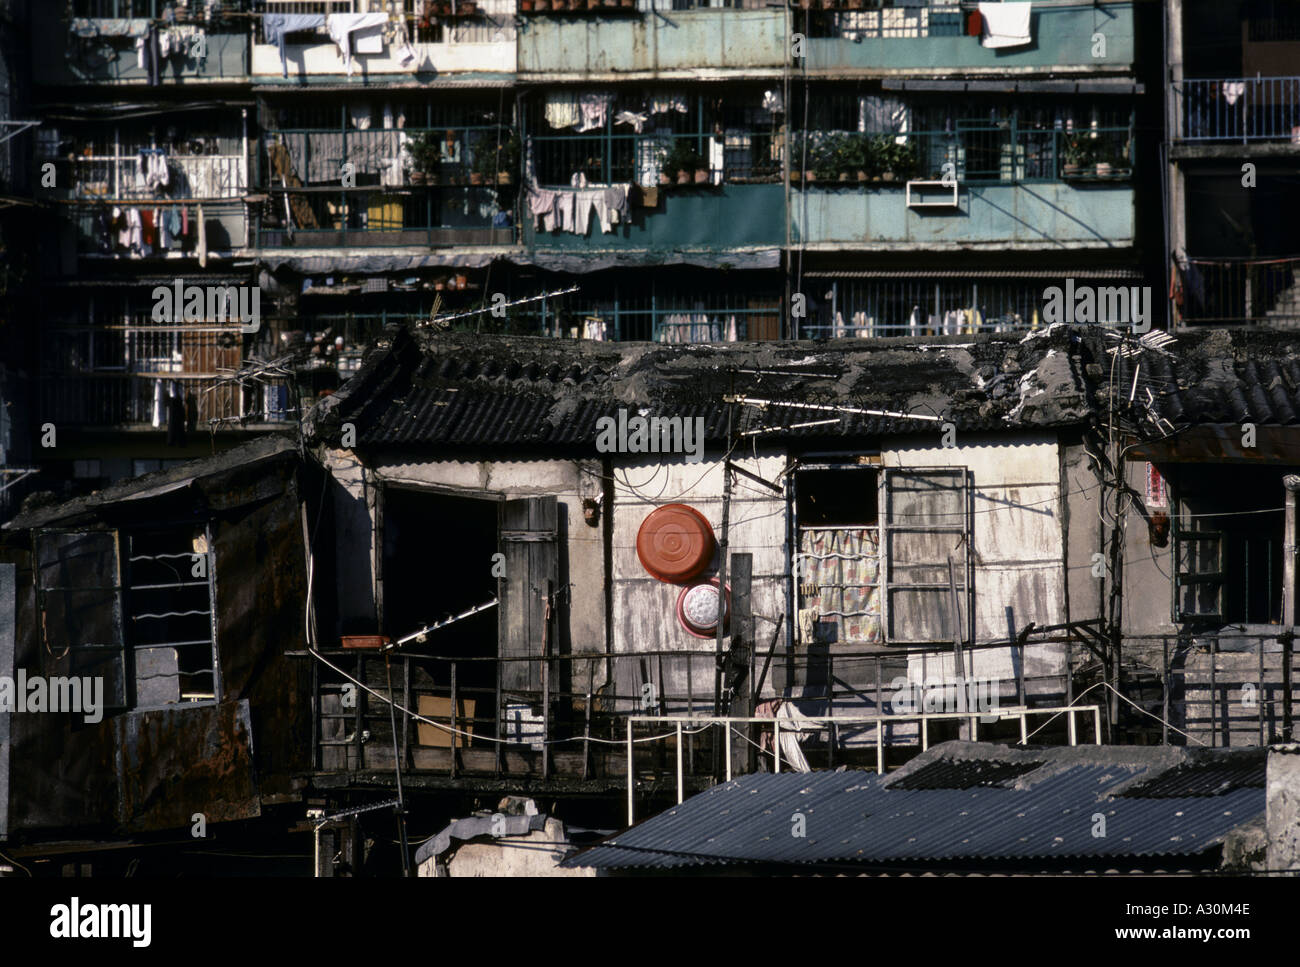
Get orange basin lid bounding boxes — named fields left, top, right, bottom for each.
left=636, top=503, right=716, bottom=583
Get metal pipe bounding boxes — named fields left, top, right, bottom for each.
left=626, top=719, right=633, bottom=826
left=774, top=719, right=780, bottom=773
left=676, top=721, right=683, bottom=804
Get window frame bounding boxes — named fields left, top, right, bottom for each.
left=33, top=523, right=221, bottom=713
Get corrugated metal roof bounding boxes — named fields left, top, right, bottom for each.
left=566, top=759, right=1264, bottom=871
left=804, top=268, right=1144, bottom=280
left=887, top=758, right=1043, bottom=790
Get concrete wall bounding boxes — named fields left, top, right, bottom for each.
left=251, top=40, right=515, bottom=79
left=418, top=817, right=595, bottom=876
left=1266, top=744, right=1300, bottom=875
left=805, top=3, right=1135, bottom=75
left=609, top=450, right=786, bottom=711
left=792, top=183, right=1135, bottom=249
left=32, top=13, right=247, bottom=85
left=883, top=433, right=1069, bottom=690
left=517, top=9, right=787, bottom=79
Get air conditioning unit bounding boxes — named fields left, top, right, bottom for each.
left=905, top=180, right=960, bottom=209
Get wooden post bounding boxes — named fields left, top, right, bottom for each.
left=730, top=553, right=752, bottom=778
left=583, top=661, right=593, bottom=780
left=542, top=580, right=552, bottom=780
left=1283, top=475, right=1300, bottom=741
left=449, top=661, right=458, bottom=779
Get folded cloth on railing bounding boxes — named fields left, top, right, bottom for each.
left=1222, top=81, right=1246, bottom=106
left=754, top=700, right=813, bottom=773
left=978, top=1, right=1032, bottom=48
left=264, top=13, right=326, bottom=78
left=326, top=12, right=389, bottom=76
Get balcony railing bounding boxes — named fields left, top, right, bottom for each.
left=307, top=630, right=1296, bottom=784
left=1177, top=76, right=1300, bottom=142
left=1173, top=256, right=1300, bottom=328
left=40, top=320, right=297, bottom=427
left=796, top=0, right=965, bottom=39
left=800, top=274, right=1146, bottom=338
left=791, top=125, right=1133, bottom=186
left=46, top=153, right=247, bottom=201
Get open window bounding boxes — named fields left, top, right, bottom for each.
left=34, top=525, right=219, bottom=711
left=793, top=465, right=883, bottom=648
left=1173, top=465, right=1292, bottom=625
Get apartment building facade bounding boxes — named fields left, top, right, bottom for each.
left=2, top=0, right=1160, bottom=501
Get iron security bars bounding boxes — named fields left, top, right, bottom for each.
left=525, top=90, right=785, bottom=188
left=1177, top=76, right=1300, bottom=142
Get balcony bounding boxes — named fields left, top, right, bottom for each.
left=1173, top=256, right=1300, bottom=329
left=801, top=0, right=1136, bottom=76
left=523, top=95, right=787, bottom=252
left=1174, top=76, right=1300, bottom=143
left=40, top=320, right=297, bottom=429
left=791, top=125, right=1135, bottom=249
left=251, top=0, right=515, bottom=81
left=258, top=126, right=517, bottom=248
left=517, top=0, right=787, bottom=79
left=35, top=4, right=248, bottom=86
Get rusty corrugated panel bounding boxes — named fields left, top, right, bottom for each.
left=114, top=699, right=259, bottom=832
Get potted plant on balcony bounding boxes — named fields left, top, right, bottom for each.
left=847, top=134, right=872, bottom=181
left=407, top=131, right=441, bottom=186
left=1061, top=136, right=1091, bottom=177
left=495, top=130, right=521, bottom=184
left=469, top=143, right=489, bottom=185
left=664, top=140, right=706, bottom=186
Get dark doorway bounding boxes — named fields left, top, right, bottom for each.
left=382, top=487, right=499, bottom=693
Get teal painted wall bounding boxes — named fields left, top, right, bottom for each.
left=526, top=182, right=786, bottom=250
left=806, top=4, right=1134, bottom=73
left=33, top=6, right=247, bottom=85
left=792, top=182, right=1134, bottom=246
left=517, top=10, right=787, bottom=76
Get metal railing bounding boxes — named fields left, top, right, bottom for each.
left=797, top=0, right=964, bottom=40
left=40, top=319, right=297, bottom=427
left=510, top=288, right=782, bottom=340
left=626, top=707, right=1103, bottom=822
left=800, top=275, right=1143, bottom=338
left=1173, top=256, right=1300, bottom=328
left=256, top=1, right=516, bottom=45
left=1176, top=76, right=1300, bottom=142
left=47, top=153, right=247, bottom=201
left=307, top=628, right=1297, bottom=793
left=791, top=125, right=1133, bottom=185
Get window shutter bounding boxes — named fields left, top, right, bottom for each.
left=1173, top=500, right=1224, bottom=620
left=881, top=468, right=971, bottom=645
left=34, top=529, right=128, bottom=708
left=499, top=497, right=558, bottom=696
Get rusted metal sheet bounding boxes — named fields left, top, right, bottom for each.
left=114, top=699, right=260, bottom=832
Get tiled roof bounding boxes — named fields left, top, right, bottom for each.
left=305, top=326, right=1093, bottom=451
